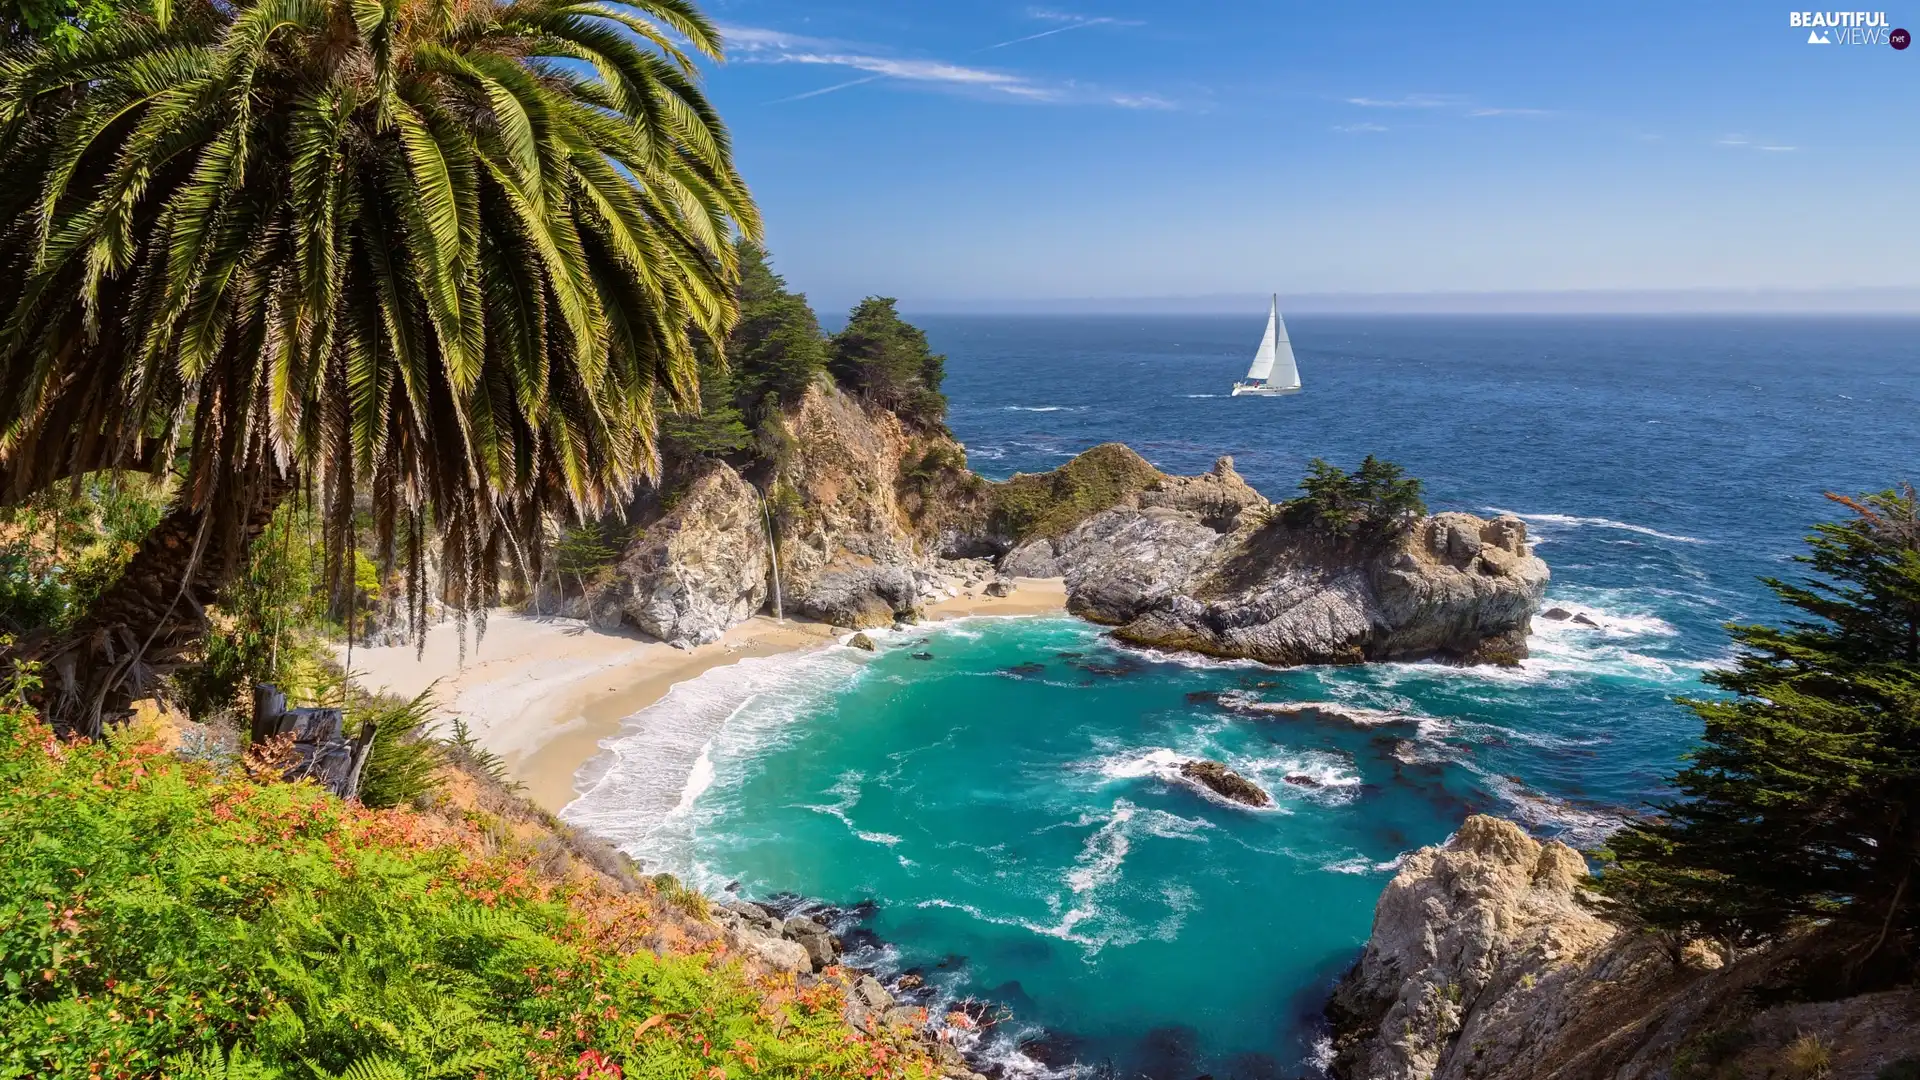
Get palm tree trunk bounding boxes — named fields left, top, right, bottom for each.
left=27, top=471, right=294, bottom=739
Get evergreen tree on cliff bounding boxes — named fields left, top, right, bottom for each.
left=829, top=297, right=947, bottom=427
left=1602, top=485, right=1920, bottom=968
left=660, top=241, right=826, bottom=460
left=0, top=0, right=758, bottom=736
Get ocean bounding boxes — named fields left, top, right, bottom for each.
left=562, top=316, right=1920, bottom=1079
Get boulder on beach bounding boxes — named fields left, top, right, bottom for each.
left=984, top=579, right=1014, bottom=598
left=848, top=632, right=877, bottom=651
left=1178, top=759, right=1273, bottom=808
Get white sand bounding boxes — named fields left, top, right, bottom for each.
left=342, top=577, right=1067, bottom=812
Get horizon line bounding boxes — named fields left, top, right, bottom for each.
left=881, top=286, right=1920, bottom=316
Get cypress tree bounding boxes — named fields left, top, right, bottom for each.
left=828, top=297, right=948, bottom=427
left=1601, top=485, right=1920, bottom=964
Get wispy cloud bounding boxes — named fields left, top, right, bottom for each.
left=1467, top=107, right=1553, bottom=118
left=1333, top=122, right=1388, bottom=133
left=1717, top=133, right=1797, bottom=152
left=728, top=22, right=1171, bottom=109
left=781, top=52, right=1032, bottom=90
left=1345, top=94, right=1458, bottom=109
left=1109, top=93, right=1176, bottom=110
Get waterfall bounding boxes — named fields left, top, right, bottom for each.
left=760, top=490, right=784, bottom=622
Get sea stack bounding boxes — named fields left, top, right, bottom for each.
left=1178, top=759, right=1273, bottom=807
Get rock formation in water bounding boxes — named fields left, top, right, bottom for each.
left=1178, top=759, right=1273, bottom=807
left=540, top=390, right=1548, bottom=666
left=995, top=448, right=1548, bottom=665
left=1326, top=816, right=1920, bottom=1080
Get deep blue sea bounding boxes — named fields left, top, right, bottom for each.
left=565, top=317, right=1920, bottom=1079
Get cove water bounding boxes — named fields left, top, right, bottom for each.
left=563, top=316, right=1920, bottom=1079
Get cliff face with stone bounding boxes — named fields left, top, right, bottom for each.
left=767, top=383, right=987, bottom=627
left=552, top=382, right=987, bottom=645
left=999, top=446, right=1549, bottom=666
left=545, top=394, right=1548, bottom=664
left=1327, top=816, right=1920, bottom=1080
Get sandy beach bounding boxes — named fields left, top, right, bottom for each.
left=344, top=578, right=1068, bottom=813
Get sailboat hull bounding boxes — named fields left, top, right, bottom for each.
left=1231, top=383, right=1301, bottom=397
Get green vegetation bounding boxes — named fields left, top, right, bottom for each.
left=660, top=242, right=826, bottom=462
left=0, top=476, right=169, bottom=634
left=0, top=675, right=931, bottom=1080
left=171, top=504, right=338, bottom=721
left=988, top=443, right=1163, bottom=543
left=1281, top=456, right=1427, bottom=545
left=0, top=0, right=757, bottom=735
left=1600, top=486, right=1920, bottom=961
left=0, top=0, right=133, bottom=44
left=730, top=243, right=835, bottom=412
left=829, top=298, right=949, bottom=428
left=350, top=689, right=446, bottom=811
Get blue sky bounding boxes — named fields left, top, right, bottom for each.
left=692, top=2, right=1916, bottom=311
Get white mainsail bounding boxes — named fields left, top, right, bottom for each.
left=1235, top=295, right=1302, bottom=395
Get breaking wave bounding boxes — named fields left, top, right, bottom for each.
left=1485, top=507, right=1708, bottom=545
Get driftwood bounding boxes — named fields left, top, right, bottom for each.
left=250, top=683, right=376, bottom=800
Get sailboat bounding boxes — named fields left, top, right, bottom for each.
left=1231, top=295, right=1302, bottom=397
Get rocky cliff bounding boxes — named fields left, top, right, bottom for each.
left=1327, top=816, right=1920, bottom=1080
left=999, top=447, right=1549, bottom=665
left=767, top=384, right=986, bottom=627
left=542, top=397, right=1548, bottom=665
left=554, top=383, right=987, bottom=643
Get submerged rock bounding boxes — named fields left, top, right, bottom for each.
left=1282, top=773, right=1323, bottom=789
left=1177, top=759, right=1273, bottom=807
left=1221, top=697, right=1412, bottom=727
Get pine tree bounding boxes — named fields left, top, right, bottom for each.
left=730, top=242, right=831, bottom=412
left=1281, top=455, right=1426, bottom=544
left=1601, top=486, right=1920, bottom=962
left=828, top=298, right=948, bottom=427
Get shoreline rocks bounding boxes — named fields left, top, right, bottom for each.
left=714, top=894, right=994, bottom=1080
left=1323, top=816, right=1920, bottom=1080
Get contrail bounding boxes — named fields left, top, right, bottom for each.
left=766, top=74, right=886, bottom=104
left=982, top=19, right=1107, bottom=50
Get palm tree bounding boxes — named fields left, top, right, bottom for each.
left=0, top=0, right=759, bottom=736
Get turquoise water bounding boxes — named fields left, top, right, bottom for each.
left=566, top=604, right=1704, bottom=1077
left=562, top=317, right=1920, bottom=1078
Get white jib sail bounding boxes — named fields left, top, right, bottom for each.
left=1268, top=308, right=1301, bottom=390
left=1245, top=299, right=1279, bottom=382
